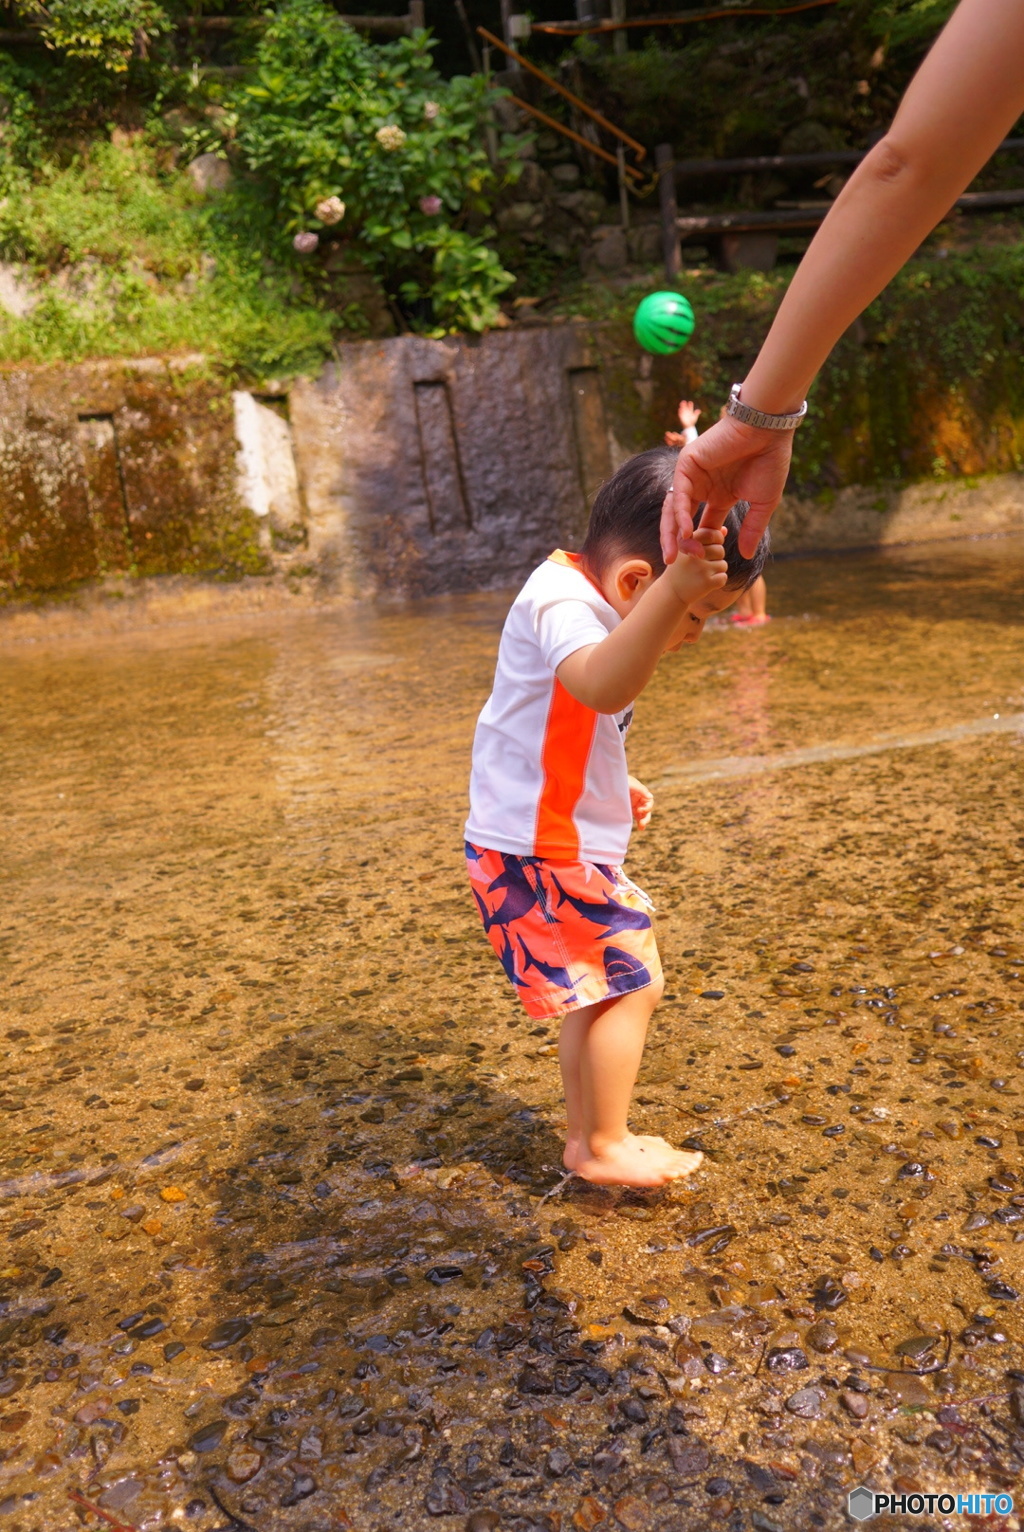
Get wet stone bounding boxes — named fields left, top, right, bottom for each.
left=840, top=1390, right=869, bottom=1419
left=203, top=1316, right=252, bottom=1350
left=280, top=1470, right=317, bottom=1506
left=187, top=1418, right=228, bottom=1453
left=667, top=1438, right=709, bottom=1476
left=785, top=1388, right=824, bottom=1419
left=766, top=1346, right=809, bottom=1373
left=805, top=1320, right=838, bottom=1354
left=894, top=1334, right=937, bottom=1359
left=465, top=1513, right=502, bottom=1532
left=612, top=1495, right=649, bottom=1530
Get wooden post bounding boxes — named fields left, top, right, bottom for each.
left=656, top=143, right=681, bottom=283
left=482, top=45, right=499, bottom=167
left=612, top=0, right=627, bottom=54
left=617, top=146, right=630, bottom=231
left=408, top=0, right=424, bottom=30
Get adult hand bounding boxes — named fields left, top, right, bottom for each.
left=661, top=413, right=795, bottom=562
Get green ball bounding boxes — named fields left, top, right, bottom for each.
left=633, top=290, right=695, bottom=355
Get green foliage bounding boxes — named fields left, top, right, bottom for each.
left=17, top=0, right=171, bottom=72
left=228, top=0, right=520, bottom=331
left=854, top=0, right=957, bottom=47
left=0, top=136, right=335, bottom=374
left=0, top=55, right=42, bottom=196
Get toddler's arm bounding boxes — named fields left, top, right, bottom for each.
left=628, top=776, right=654, bottom=830
left=665, top=399, right=700, bottom=448
left=556, top=530, right=726, bottom=714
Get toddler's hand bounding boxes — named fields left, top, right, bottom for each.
left=662, top=531, right=728, bottom=607
left=628, top=776, right=654, bottom=831
left=677, top=399, right=701, bottom=431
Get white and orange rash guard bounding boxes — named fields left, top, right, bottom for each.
left=465, top=550, right=635, bottom=865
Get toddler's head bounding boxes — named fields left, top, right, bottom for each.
left=580, top=445, right=771, bottom=642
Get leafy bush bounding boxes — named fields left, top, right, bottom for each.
left=228, top=0, right=521, bottom=331
left=0, top=136, right=334, bottom=373
left=0, top=54, right=43, bottom=194
left=16, top=0, right=170, bottom=72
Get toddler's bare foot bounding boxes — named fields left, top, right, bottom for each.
left=573, top=1133, right=702, bottom=1188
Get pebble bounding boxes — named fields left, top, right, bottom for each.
left=465, top=1513, right=501, bottom=1532
left=766, top=1346, right=808, bottom=1374
left=840, top=1390, right=870, bottom=1419
left=226, top=1445, right=262, bottom=1482
left=805, top=1320, right=839, bottom=1354
left=203, top=1317, right=252, bottom=1350
left=785, top=1388, right=824, bottom=1419
left=668, top=1439, right=709, bottom=1476
left=612, top=1495, right=649, bottom=1530
left=571, top=1498, right=606, bottom=1532
left=187, top=1419, right=228, bottom=1453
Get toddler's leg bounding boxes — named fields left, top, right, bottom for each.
left=558, top=1003, right=596, bottom=1171
left=561, top=979, right=703, bottom=1188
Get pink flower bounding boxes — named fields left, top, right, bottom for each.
left=293, top=231, right=319, bottom=254
left=419, top=195, right=442, bottom=216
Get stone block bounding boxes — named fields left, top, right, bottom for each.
left=555, top=190, right=606, bottom=226
left=496, top=201, right=545, bottom=233
left=627, top=224, right=662, bottom=265
left=589, top=228, right=629, bottom=273
left=187, top=154, right=232, bottom=197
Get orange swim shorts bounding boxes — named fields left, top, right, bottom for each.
left=466, top=841, right=662, bottom=1020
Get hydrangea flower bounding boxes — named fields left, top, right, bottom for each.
left=419, top=194, right=442, bottom=216
left=423, top=101, right=440, bottom=121
left=315, top=196, right=346, bottom=226
left=375, top=124, right=407, bottom=151
left=293, top=231, right=319, bottom=253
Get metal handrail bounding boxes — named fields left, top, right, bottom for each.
left=532, top=0, right=838, bottom=35
left=508, top=96, right=644, bottom=180
left=478, top=26, right=646, bottom=163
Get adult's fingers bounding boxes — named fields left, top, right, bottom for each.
left=663, top=455, right=700, bottom=563
left=737, top=499, right=774, bottom=559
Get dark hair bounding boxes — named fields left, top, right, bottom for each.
left=580, top=445, right=770, bottom=591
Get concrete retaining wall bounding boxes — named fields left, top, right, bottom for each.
left=2, top=328, right=1023, bottom=598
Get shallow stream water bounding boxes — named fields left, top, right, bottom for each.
left=2, top=534, right=1024, bottom=1532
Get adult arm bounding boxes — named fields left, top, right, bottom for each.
left=662, top=0, right=1024, bottom=560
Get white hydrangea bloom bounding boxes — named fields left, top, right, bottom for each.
left=315, top=196, right=346, bottom=225
left=375, top=124, right=407, bottom=151
left=423, top=101, right=440, bottom=121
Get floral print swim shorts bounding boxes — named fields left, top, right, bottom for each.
left=466, top=842, right=662, bottom=1020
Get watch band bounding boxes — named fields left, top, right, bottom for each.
left=726, top=382, right=807, bottom=431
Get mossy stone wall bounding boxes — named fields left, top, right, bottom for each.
left=0, top=358, right=264, bottom=595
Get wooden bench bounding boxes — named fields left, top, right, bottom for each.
left=656, top=140, right=1024, bottom=277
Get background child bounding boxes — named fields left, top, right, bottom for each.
left=666, top=401, right=770, bottom=627
left=465, top=447, right=771, bottom=1188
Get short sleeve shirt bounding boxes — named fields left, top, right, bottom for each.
left=465, top=551, right=635, bottom=865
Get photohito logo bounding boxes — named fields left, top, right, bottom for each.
left=848, top=1487, right=1014, bottom=1520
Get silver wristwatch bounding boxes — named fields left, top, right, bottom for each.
left=726, top=382, right=808, bottom=431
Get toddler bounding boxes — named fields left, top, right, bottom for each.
left=465, top=446, right=770, bottom=1187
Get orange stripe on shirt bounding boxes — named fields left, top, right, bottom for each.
left=534, top=678, right=598, bottom=859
